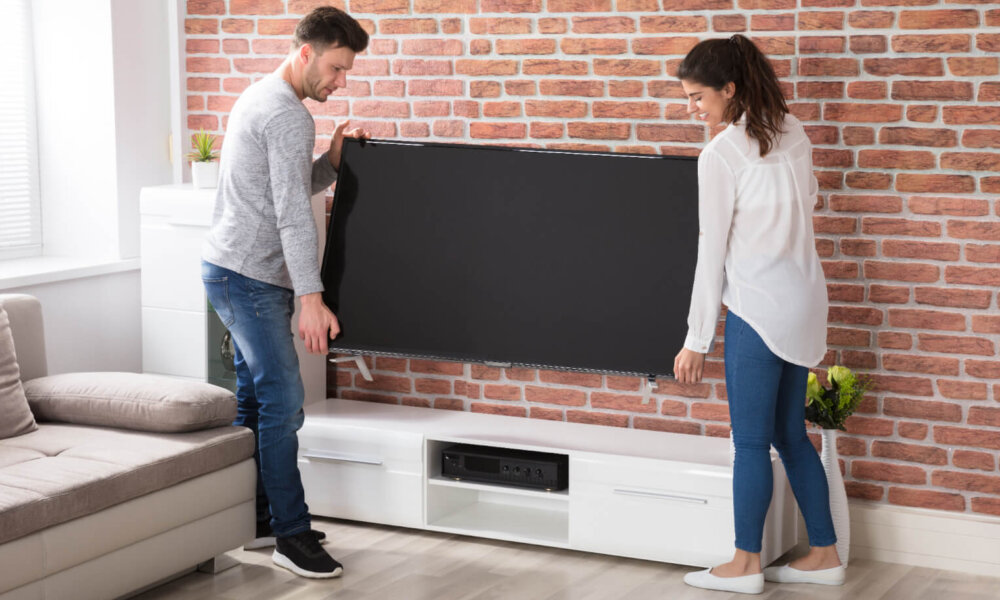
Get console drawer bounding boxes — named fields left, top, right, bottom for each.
left=298, top=424, right=423, bottom=528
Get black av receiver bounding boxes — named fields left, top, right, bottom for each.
left=441, top=444, right=568, bottom=491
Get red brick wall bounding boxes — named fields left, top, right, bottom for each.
left=185, top=0, right=1000, bottom=517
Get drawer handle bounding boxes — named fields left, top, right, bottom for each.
left=302, top=450, right=383, bottom=466
left=613, top=489, right=708, bottom=505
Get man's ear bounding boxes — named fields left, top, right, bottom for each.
left=297, top=43, right=312, bottom=66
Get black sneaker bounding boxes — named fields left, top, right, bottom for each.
left=273, top=530, right=343, bottom=579
left=245, top=521, right=327, bottom=550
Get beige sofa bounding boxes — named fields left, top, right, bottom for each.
left=0, top=294, right=256, bottom=600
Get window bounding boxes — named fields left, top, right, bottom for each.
left=0, top=0, right=42, bottom=259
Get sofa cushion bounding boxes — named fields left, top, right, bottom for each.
left=0, top=307, right=37, bottom=440
left=0, top=423, right=254, bottom=545
left=24, top=372, right=237, bottom=433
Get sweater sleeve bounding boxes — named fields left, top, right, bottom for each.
left=264, top=112, right=324, bottom=296
left=683, top=148, right=737, bottom=354
left=311, top=150, right=338, bottom=195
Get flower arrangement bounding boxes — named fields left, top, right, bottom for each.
left=187, top=129, right=219, bottom=163
left=804, top=366, right=872, bottom=431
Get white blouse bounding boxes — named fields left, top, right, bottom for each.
left=683, top=113, right=828, bottom=367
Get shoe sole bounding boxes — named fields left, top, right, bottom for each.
left=243, top=536, right=276, bottom=550
left=763, top=567, right=845, bottom=585
left=272, top=550, right=343, bottom=579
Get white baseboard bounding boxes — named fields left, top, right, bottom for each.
left=796, top=501, right=1000, bottom=577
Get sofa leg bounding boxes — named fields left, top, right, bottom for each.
left=197, top=551, right=240, bottom=574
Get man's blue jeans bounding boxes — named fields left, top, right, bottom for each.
left=202, top=261, right=311, bottom=538
left=725, top=311, right=837, bottom=554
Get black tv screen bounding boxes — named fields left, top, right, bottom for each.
left=321, top=139, right=699, bottom=378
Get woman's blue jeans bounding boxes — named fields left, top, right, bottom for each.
left=202, top=261, right=311, bottom=538
left=725, top=311, right=837, bottom=553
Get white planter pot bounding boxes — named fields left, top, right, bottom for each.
left=820, top=428, right=850, bottom=566
left=191, top=161, right=219, bottom=189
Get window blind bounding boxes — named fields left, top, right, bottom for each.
left=0, top=0, right=41, bottom=258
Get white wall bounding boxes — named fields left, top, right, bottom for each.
left=6, top=271, right=141, bottom=374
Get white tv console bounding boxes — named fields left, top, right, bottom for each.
left=299, top=398, right=798, bottom=568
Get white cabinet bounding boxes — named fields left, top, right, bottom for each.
left=139, top=183, right=329, bottom=404
left=299, top=399, right=799, bottom=568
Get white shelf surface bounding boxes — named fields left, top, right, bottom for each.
left=426, top=500, right=570, bottom=547
left=427, top=475, right=570, bottom=500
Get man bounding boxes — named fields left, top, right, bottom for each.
left=201, top=7, right=369, bottom=579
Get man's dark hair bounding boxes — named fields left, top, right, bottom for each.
left=293, top=6, right=369, bottom=54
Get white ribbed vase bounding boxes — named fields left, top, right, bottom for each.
left=820, top=428, right=850, bottom=566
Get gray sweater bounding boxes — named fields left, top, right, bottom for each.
left=203, top=74, right=338, bottom=295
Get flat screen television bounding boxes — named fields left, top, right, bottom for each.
left=321, top=139, right=699, bottom=378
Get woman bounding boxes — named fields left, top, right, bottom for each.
left=673, top=35, right=844, bottom=595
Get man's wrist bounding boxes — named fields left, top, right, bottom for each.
left=300, top=292, right=323, bottom=306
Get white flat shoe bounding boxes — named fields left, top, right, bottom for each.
left=683, top=568, right=764, bottom=594
left=763, top=564, right=845, bottom=585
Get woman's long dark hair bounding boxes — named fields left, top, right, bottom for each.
left=677, top=35, right=788, bottom=157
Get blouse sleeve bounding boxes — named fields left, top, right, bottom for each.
left=683, top=148, right=737, bottom=354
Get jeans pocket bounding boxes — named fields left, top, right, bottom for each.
left=203, top=276, right=236, bottom=327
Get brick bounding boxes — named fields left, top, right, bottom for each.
left=813, top=149, right=853, bottom=167
left=634, top=417, right=701, bottom=435
left=433, top=398, right=465, bottom=411
left=882, top=241, right=960, bottom=262
left=933, top=471, right=1000, bottom=496
left=593, top=101, right=660, bottom=119
left=879, top=127, right=957, bottom=148
left=861, top=217, right=941, bottom=237
left=525, top=61, right=589, bottom=76
left=937, top=379, right=989, bottom=401
left=470, top=40, right=491, bottom=55
left=221, top=18, right=253, bottom=33
left=848, top=81, right=886, bottom=100
left=799, top=12, right=845, bottom=30
left=850, top=35, right=888, bottom=53
left=351, top=0, right=408, bottom=12
left=567, top=410, right=628, bottom=427
left=497, top=39, right=557, bottom=55
left=382, top=18, right=438, bottom=34
left=394, top=59, right=452, bottom=77
left=433, top=120, right=464, bottom=137
left=936, top=426, right=1000, bottom=450
left=799, top=58, right=858, bottom=77
left=751, top=14, right=795, bottom=31
left=538, top=370, right=602, bottom=388
left=888, top=488, right=964, bottom=512
left=561, top=38, right=629, bottom=55
left=805, top=125, right=838, bottom=145
left=967, top=244, right=1000, bottom=263
left=529, top=406, right=564, bottom=421
left=869, top=284, right=910, bottom=304
left=859, top=150, right=935, bottom=170
left=828, top=327, right=871, bottom=347
left=570, top=16, right=635, bottom=33
left=455, top=60, right=517, bottom=76
left=482, top=384, right=522, bottom=401
left=590, top=392, right=656, bottom=413
left=889, top=308, right=965, bottom=331
left=187, top=77, right=219, bottom=92
left=753, top=37, right=796, bottom=56
left=842, top=350, right=877, bottom=369
left=907, top=105, right=937, bottom=123
left=943, top=106, right=1000, bottom=125
left=870, top=374, right=934, bottom=396
left=662, top=0, right=733, bottom=7
left=470, top=122, right=526, bottom=139
left=187, top=114, right=217, bottom=131
left=846, top=482, right=885, bottom=501
left=568, top=122, right=630, bottom=140
left=981, top=83, right=1000, bottom=103
left=186, top=57, right=229, bottom=73
left=826, top=283, right=864, bottom=302
left=864, top=58, right=943, bottom=77
left=471, top=403, right=526, bottom=417
left=713, top=14, right=747, bottom=31
left=481, top=0, right=542, bottom=10
left=505, top=81, right=537, bottom=96
left=410, top=359, right=464, bottom=376
left=823, top=261, right=859, bottom=279
left=452, top=100, right=478, bottom=118
left=972, top=498, right=1000, bottom=517
left=846, top=172, right=891, bottom=189
left=966, top=360, right=1000, bottom=379
left=948, top=57, right=999, bottom=77
left=909, top=197, right=989, bottom=216
left=823, top=103, right=902, bottom=123
left=942, top=152, right=1000, bottom=172
left=972, top=315, right=1000, bottom=334
left=915, top=287, right=993, bottom=309
left=814, top=215, right=857, bottom=234
left=799, top=37, right=846, bottom=55
left=638, top=16, right=706, bottom=33
left=917, top=334, right=994, bottom=357
left=828, top=306, right=883, bottom=326
left=530, top=123, right=564, bottom=139
left=878, top=332, right=912, bottom=350
left=893, top=34, right=971, bottom=53
left=849, top=11, right=894, bottom=29
left=946, top=266, right=1000, bottom=287
left=949, top=220, right=1000, bottom=241
left=898, top=422, right=927, bottom=440
left=348, top=59, right=390, bottom=77
left=612, top=81, right=645, bottom=98
left=963, top=130, right=1000, bottom=149
left=403, top=39, right=463, bottom=56
left=414, top=0, right=477, bottom=12
left=953, top=450, right=995, bottom=472
left=852, top=460, right=925, bottom=485
left=983, top=178, right=1000, bottom=193
left=525, top=100, right=587, bottom=118
left=873, top=441, right=947, bottom=465
left=840, top=239, right=876, bottom=256
left=691, top=402, right=731, bottom=422
left=185, top=18, right=219, bottom=34
left=632, top=37, right=700, bottom=56
left=549, top=0, right=612, bottom=9
left=884, top=354, right=960, bottom=376
left=896, top=174, right=975, bottom=194
left=453, top=380, right=480, bottom=399
left=899, top=9, right=979, bottom=29
left=636, top=125, right=705, bottom=143
left=593, top=59, right=661, bottom=77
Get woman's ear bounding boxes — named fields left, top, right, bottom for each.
left=723, top=81, right=736, bottom=99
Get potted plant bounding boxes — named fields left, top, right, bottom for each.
left=805, top=365, right=872, bottom=567
left=188, top=129, right=220, bottom=189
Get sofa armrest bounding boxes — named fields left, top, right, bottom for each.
left=23, top=372, right=237, bottom=433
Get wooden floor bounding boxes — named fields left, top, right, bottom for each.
left=134, top=518, right=1000, bottom=600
